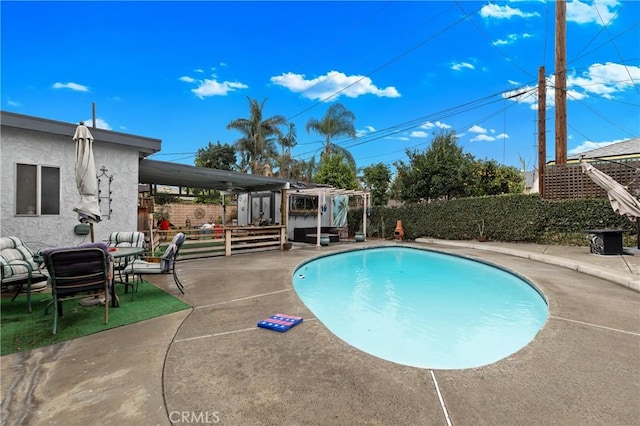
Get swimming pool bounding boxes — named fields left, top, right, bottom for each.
left=293, top=246, right=548, bottom=369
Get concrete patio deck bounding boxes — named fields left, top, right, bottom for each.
left=1, top=239, right=639, bottom=425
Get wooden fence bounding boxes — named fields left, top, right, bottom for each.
left=543, top=159, right=640, bottom=200
left=152, top=225, right=287, bottom=260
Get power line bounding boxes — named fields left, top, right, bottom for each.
left=286, top=2, right=479, bottom=122
left=593, top=2, right=639, bottom=95
left=454, top=1, right=535, bottom=79
left=568, top=21, right=640, bottom=65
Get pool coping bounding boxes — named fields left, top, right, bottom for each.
left=2, top=240, right=639, bottom=425
left=416, top=238, right=640, bottom=292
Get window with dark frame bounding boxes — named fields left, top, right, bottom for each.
left=16, top=163, right=60, bottom=215
left=290, top=194, right=318, bottom=214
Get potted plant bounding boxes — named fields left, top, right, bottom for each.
left=354, top=229, right=365, bottom=242
left=477, top=219, right=488, bottom=242
left=154, top=206, right=171, bottom=230
left=145, top=245, right=166, bottom=263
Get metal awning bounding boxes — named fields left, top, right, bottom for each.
left=139, top=159, right=292, bottom=193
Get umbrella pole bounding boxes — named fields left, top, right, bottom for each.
left=90, top=223, right=95, bottom=243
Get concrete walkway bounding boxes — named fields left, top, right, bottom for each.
left=1, top=240, right=639, bottom=425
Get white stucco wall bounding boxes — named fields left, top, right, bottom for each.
left=1, top=127, right=140, bottom=250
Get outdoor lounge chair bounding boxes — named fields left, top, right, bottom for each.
left=42, top=243, right=111, bottom=334
left=123, top=232, right=186, bottom=294
left=0, top=236, right=49, bottom=313
left=108, top=231, right=145, bottom=296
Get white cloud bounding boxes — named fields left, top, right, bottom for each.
left=179, top=76, right=195, bottom=83
left=7, top=100, right=20, bottom=107
left=469, top=124, right=488, bottom=134
left=470, top=134, right=496, bottom=142
left=503, top=62, right=637, bottom=109
left=567, top=0, right=619, bottom=25
left=194, top=69, right=204, bottom=73
left=492, top=33, right=533, bottom=46
left=451, top=62, right=474, bottom=71
left=496, top=133, right=509, bottom=139
left=508, top=79, right=520, bottom=86
left=270, top=71, right=400, bottom=101
left=82, top=117, right=111, bottom=130
left=53, top=82, right=89, bottom=92
left=356, top=125, right=376, bottom=137
left=480, top=4, right=540, bottom=19
left=191, top=79, right=248, bottom=99
left=420, top=120, right=452, bottom=130
left=568, top=62, right=640, bottom=99
left=410, top=130, right=429, bottom=138
left=568, top=140, right=621, bottom=155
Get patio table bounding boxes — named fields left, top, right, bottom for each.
left=109, top=247, right=145, bottom=307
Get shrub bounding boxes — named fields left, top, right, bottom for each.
left=351, top=194, right=637, bottom=246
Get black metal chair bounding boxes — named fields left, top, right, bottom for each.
left=42, top=243, right=111, bottom=334
left=124, top=232, right=186, bottom=294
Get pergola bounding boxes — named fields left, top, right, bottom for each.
left=290, top=187, right=371, bottom=246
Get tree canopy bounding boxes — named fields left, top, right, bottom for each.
left=360, top=162, right=392, bottom=206
left=226, top=97, right=286, bottom=175
left=277, top=123, right=297, bottom=178
left=314, top=154, right=359, bottom=190
left=305, top=103, right=357, bottom=169
left=394, top=130, right=523, bottom=202
left=194, top=141, right=236, bottom=171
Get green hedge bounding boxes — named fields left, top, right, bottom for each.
left=349, top=194, right=638, bottom=246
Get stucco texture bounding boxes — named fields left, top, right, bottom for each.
left=1, top=127, right=141, bottom=250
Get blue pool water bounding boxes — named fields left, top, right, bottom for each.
left=293, top=247, right=548, bottom=369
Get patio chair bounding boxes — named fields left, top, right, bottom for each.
left=123, top=232, right=186, bottom=294
left=42, top=243, right=111, bottom=335
left=108, top=231, right=145, bottom=296
left=0, top=236, right=49, bottom=313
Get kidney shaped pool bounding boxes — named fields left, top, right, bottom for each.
left=293, top=246, right=548, bottom=370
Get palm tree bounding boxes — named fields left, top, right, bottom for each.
left=226, top=97, right=286, bottom=175
left=305, top=103, right=357, bottom=169
left=289, top=157, right=317, bottom=182
left=278, top=123, right=297, bottom=178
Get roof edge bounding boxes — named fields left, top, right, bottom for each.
left=1, top=110, right=162, bottom=156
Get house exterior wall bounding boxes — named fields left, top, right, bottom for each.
left=1, top=126, right=140, bottom=250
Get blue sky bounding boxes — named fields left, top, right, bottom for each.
left=2, top=1, right=639, bottom=173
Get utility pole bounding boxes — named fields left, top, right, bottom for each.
left=555, top=0, right=567, bottom=165
left=538, top=66, right=546, bottom=195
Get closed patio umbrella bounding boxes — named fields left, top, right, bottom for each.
left=581, top=160, right=640, bottom=248
left=73, top=122, right=101, bottom=241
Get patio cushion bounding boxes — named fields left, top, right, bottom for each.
left=108, top=232, right=145, bottom=249
left=0, top=236, right=50, bottom=312
left=122, top=232, right=186, bottom=294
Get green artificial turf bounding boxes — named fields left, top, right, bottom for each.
left=0, top=281, right=191, bottom=356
